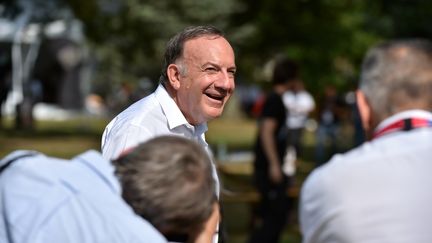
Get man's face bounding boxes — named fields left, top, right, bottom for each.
left=175, top=36, right=236, bottom=125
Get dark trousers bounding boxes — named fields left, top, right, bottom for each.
left=247, top=181, right=290, bottom=243
left=287, top=128, right=304, bottom=158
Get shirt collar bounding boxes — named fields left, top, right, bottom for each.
left=154, top=84, right=208, bottom=135
left=73, top=150, right=122, bottom=195
left=374, top=109, right=432, bottom=133
left=155, top=84, right=189, bottom=129
left=195, top=122, right=208, bottom=136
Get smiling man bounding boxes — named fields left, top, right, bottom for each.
left=101, top=27, right=236, bottom=229
left=101, top=25, right=236, bottom=161
left=101, top=26, right=235, bottom=243
left=101, top=27, right=235, bottom=243
left=167, top=32, right=236, bottom=125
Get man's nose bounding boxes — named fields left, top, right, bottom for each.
left=215, top=70, right=234, bottom=90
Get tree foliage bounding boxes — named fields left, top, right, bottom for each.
left=67, top=0, right=243, bottom=95
left=66, top=0, right=432, bottom=96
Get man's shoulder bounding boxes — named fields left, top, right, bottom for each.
left=1, top=152, right=67, bottom=179
left=110, top=93, right=166, bottom=128
left=304, top=144, right=372, bottom=190
left=1, top=151, right=103, bottom=190
left=119, top=93, right=159, bottom=116
left=101, top=92, right=173, bottom=160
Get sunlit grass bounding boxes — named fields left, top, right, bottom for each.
left=207, top=118, right=257, bottom=150
left=0, top=117, right=108, bottom=158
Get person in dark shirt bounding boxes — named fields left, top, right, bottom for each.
left=247, top=57, right=299, bottom=243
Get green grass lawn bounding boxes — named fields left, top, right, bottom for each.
left=0, top=117, right=105, bottom=158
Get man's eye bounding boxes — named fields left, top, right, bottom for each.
left=205, top=67, right=218, bottom=73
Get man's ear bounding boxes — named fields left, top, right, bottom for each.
left=167, top=64, right=181, bottom=90
left=356, top=90, right=372, bottom=136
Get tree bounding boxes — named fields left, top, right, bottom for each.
left=67, top=0, right=243, bottom=97
left=67, top=0, right=432, bottom=97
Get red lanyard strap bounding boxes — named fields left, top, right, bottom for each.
left=373, top=118, right=432, bottom=139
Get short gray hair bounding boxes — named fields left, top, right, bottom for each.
left=159, top=25, right=224, bottom=85
left=359, top=39, right=432, bottom=121
left=112, top=135, right=216, bottom=237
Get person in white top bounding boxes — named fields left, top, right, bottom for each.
left=282, top=81, right=315, bottom=132
left=101, top=25, right=236, bottom=243
left=300, top=39, right=432, bottom=243
left=101, top=25, right=236, bottom=161
left=281, top=79, right=315, bottom=176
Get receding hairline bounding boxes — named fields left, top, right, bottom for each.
left=159, top=25, right=228, bottom=84
left=176, top=35, right=235, bottom=70
left=181, top=34, right=231, bottom=52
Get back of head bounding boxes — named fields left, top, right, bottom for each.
left=112, top=135, right=216, bottom=239
left=272, top=56, right=299, bottom=85
left=159, top=25, right=224, bottom=85
left=359, top=39, right=432, bottom=121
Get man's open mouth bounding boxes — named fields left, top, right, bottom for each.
left=205, top=93, right=225, bottom=101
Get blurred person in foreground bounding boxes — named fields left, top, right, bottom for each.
left=247, top=57, right=299, bottom=243
left=0, top=136, right=218, bottom=243
left=300, top=39, right=432, bottom=243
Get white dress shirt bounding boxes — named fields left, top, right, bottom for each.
left=300, top=110, right=432, bottom=243
left=101, top=84, right=218, bottom=192
left=102, top=84, right=220, bottom=243
left=102, top=84, right=209, bottom=160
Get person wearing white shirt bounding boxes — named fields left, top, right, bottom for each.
left=101, top=25, right=236, bottom=243
left=281, top=80, right=315, bottom=176
left=101, top=25, right=236, bottom=161
left=300, top=39, right=432, bottom=243
left=282, top=81, right=315, bottom=132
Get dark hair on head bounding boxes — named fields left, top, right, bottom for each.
left=112, top=135, right=216, bottom=238
left=159, top=25, right=224, bottom=84
left=272, top=57, right=299, bottom=85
